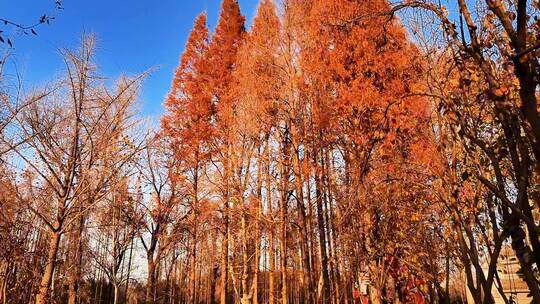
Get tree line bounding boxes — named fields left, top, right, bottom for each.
left=0, top=0, right=539, bottom=304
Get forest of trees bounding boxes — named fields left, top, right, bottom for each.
left=0, top=0, right=539, bottom=303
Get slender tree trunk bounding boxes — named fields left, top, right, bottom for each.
left=306, top=165, right=316, bottom=303
left=220, top=213, right=229, bottom=304
left=280, top=203, right=287, bottom=304
left=269, top=229, right=275, bottom=304
left=191, top=227, right=198, bottom=304
left=314, top=149, right=330, bottom=304
left=113, top=283, right=119, bottom=304
left=280, top=165, right=288, bottom=303
left=252, top=151, right=263, bottom=304
left=445, top=243, right=450, bottom=304
left=221, top=144, right=231, bottom=304
left=146, top=256, right=156, bottom=304
left=191, top=162, right=201, bottom=304
left=1, top=263, right=10, bottom=304
left=125, top=236, right=134, bottom=303
left=293, top=144, right=314, bottom=304
left=323, top=183, right=336, bottom=304
left=68, top=214, right=85, bottom=304
left=211, top=261, right=218, bottom=304
left=35, top=230, right=61, bottom=304
left=266, top=137, right=275, bottom=304
left=241, top=208, right=250, bottom=304
left=252, top=230, right=259, bottom=304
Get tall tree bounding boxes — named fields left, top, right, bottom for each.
left=300, top=0, right=432, bottom=302
left=162, top=12, right=213, bottom=304
left=205, top=1, right=245, bottom=303
left=1, top=36, right=145, bottom=304
left=233, top=2, right=282, bottom=303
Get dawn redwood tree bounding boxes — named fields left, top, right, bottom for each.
left=162, top=12, right=214, bottom=304
left=205, top=1, right=245, bottom=303
left=300, top=0, right=433, bottom=302
left=163, top=13, right=212, bottom=145
left=233, top=2, right=282, bottom=303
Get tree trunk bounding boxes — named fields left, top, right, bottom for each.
left=113, top=283, right=119, bottom=304
left=191, top=228, right=197, bottom=304
left=279, top=125, right=290, bottom=304
left=266, top=140, right=275, bottom=304
left=508, top=224, right=540, bottom=302
left=252, top=238, right=259, bottom=304
left=280, top=214, right=289, bottom=304
left=293, top=145, right=314, bottom=304
left=314, top=151, right=330, bottom=304
left=252, top=153, right=263, bottom=304
left=125, top=236, right=134, bottom=303
left=280, top=197, right=288, bottom=304
left=515, top=59, right=540, bottom=165
left=146, top=257, right=156, bottom=304
left=241, top=208, right=250, bottom=304
left=269, top=229, right=275, bottom=304
left=211, top=260, right=218, bottom=304
left=220, top=215, right=229, bottom=304
left=68, top=214, right=85, bottom=304
left=35, top=230, right=61, bottom=304
left=220, top=145, right=231, bottom=304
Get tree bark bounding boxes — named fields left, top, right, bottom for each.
left=269, top=229, right=275, bottom=304
left=265, top=138, right=275, bottom=304
left=279, top=152, right=288, bottom=304
left=220, top=213, right=229, bottom=304
left=293, top=144, right=314, bottom=304
left=190, top=227, right=198, bottom=304
left=68, top=214, right=85, bottom=304
left=35, top=230, right=61, bottom=304
left=315, top=149, right=330, bottom=304
left=113, top=283, right=119, bottom=304
left=251, top=153, right=262, bottom=304
left=241, top=208, right=250, bottom=304
left=146, top=257, right=156, bottom=304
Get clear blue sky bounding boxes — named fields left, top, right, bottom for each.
left=0, top=0, right=258, bottom=118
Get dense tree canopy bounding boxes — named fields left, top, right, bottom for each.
left=0, top=0, right=539, bottom=304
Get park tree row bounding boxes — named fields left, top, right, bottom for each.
left=0, top=0, right=539, bottom=304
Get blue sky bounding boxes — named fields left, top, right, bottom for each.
left=0, top=0, right=258, bottom=118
